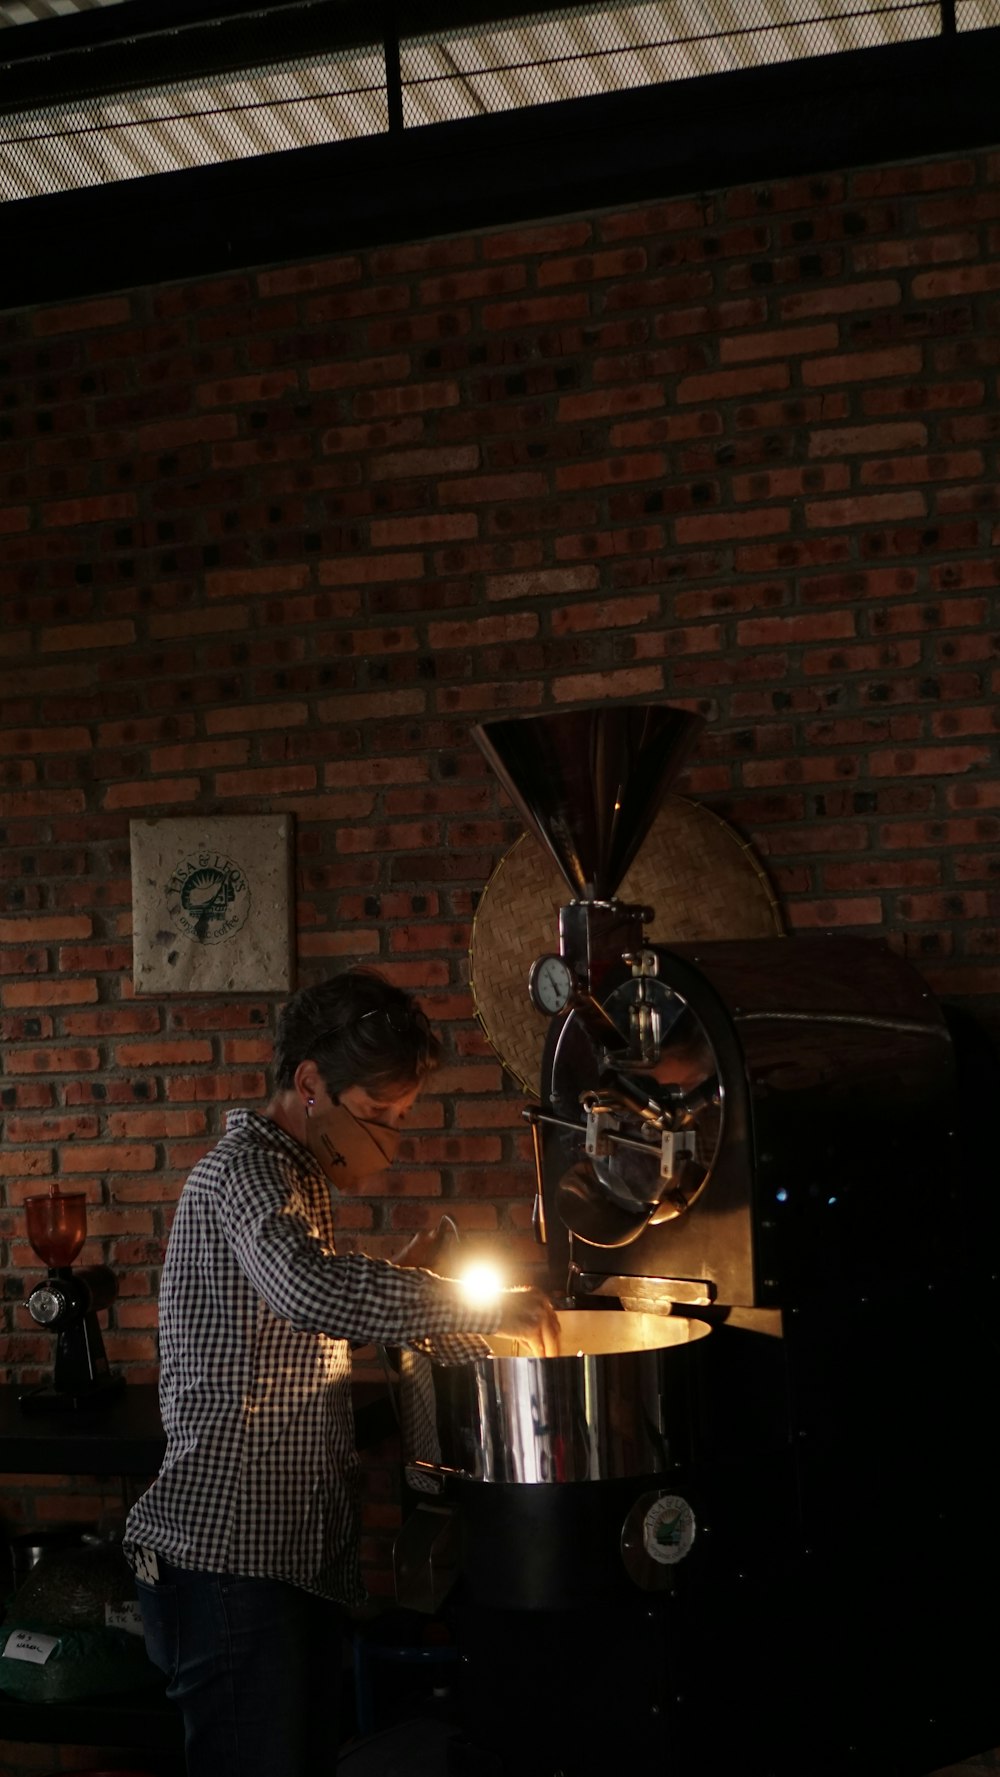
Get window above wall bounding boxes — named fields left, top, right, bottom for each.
left=2, top=0, right=999, bottom=303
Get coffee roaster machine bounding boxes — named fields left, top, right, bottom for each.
left=400, top=704, right=999, bottom=1777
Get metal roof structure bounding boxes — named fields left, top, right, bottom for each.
left=2, top=0, right=999, bottom=304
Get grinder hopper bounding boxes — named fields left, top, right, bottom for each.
left=470, top=703, right=703, bottom=904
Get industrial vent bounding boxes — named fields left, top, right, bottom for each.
left=0, top=35, right=387, bottom=200
left=1, top=0, right=998, bottom=203
left=401, top=0, right=939, bottom=125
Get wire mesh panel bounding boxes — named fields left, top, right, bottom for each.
left=0, top=0, right=126, bottom=24
left=0, top=41, right=386, bottom=200
left=956, top=0, right=1000, bottom=23
left=400, top=0, right=940, bottom=126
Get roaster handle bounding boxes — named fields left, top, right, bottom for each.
left=405, top=1458, right=473, bottom=1489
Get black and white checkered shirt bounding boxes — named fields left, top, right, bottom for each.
left=124, top=1109, right=498, bottom=1606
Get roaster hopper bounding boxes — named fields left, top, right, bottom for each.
left=403, top=703, right=999, bottom=1777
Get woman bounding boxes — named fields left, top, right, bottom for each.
left=125, top=966, right=556, bottom=1777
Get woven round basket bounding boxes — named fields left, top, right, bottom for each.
left=469, top=794, right=783, bottom=1096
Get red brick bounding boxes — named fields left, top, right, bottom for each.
left=205, top=564, right=310, bottom=600
left=851, top=234, right=979, bottom=271
left=554, top=525, right=665, bottom=559
left=600, top=199, right=715, bottom=240
left=307, top=355, right=410, bottom=392
left=787, top=898, right=884, bottom=928
left=912, top=263, right=1000, bottom=298
left=165, top=1070, right=267, bottom=1103
left=551, top=667, right=664, bottom=702
left=801, top=345, right=923, bottom=386
left=3, top=1115, right=99, bottom=1144
left=736, top=611, right=856, bottom=648
left=808, top=421, right=927, bottom=457
left=676, top=364, right=790, bottom=402
left=610, top=410, right=724, bottom=448
left=38, top=619, right=136, bottom=653
left=822, top=859, right=942, bottom=889
left=0, top=1147, right=53, bottom=1175
left=931, top=705, right=1000, bottom=737
left=720, top=323, right=839, bottom=362
left=0, top=948, right=49, bottom=980
left=481, top=294, right=590, bottom=331
left=862, top=379, right=985, bottom=416
left=427, top=614, right=539, bottom=648
left=0, top=915, right=91, bottom=942
left=317, top=553, right=424, bottom=586
left=556, top=385, right=664, bottom=424
left=256, top=257, right=362, bottom=297
left=205, top=701, right=309, bottom=735
left=484, top=566, right=599, bottom=601
left=871, top=597, right=988, bottom=634
left=859, top=451, right=983, bottom=485
left=742, top=756, right=860, bottom=787
left=554, top=453, right=666, bottom=492
left=370, top=514, right=477, bottom=547
left=34, top=296, right=132, bottom=335
left=852, top=160, right=974, bottom=198
left=150, top=739, right=249, bottom=772
left=870, top=745, right=991, bottom=777
left=732, top=465, right=849, bottom=500
left=103, top=777, right=200, bottom=809
left=113, top=1038, right=211, bottom=1068
left=807, top=491, right=928, bottom=527
left=60, top=1143, right=157, bottom=1172
left=482, top=220, right=593, bottom=258
left=441, top=470, right=551, bottom=504
left=6, top=1046, right=101, bottom=1073
left=1, top=979, right=98, bottom=1006
left=370, top=445, right=479, bottom=479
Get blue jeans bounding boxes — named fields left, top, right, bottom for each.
left=135, top=1559, right=345, bottom=1777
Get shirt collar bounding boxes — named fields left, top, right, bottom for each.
left=224, top=1107, right=325, bottom=1179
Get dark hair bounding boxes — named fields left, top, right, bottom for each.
left=272, top=967, right=440, bottom=1097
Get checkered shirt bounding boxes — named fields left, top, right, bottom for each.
left=124, top=1109, right=498, bottom=1606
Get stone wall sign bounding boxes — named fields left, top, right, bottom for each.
left=131, top=815, right=294, bottom=994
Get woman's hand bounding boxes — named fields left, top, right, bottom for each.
left=496, top=1285, right=561, bottom=1357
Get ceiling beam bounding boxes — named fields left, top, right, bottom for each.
left=2, top=26, right=999, bottom=310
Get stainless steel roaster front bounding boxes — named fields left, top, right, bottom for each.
left=395, top=705, right=998, bottom=1777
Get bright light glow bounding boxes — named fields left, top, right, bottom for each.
left=459, top=1261, right=504, bottom=1307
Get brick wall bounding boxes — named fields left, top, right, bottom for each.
left=1, top=142, right=999, bottom=1775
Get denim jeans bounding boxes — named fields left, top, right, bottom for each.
left=135, top=1559, right=345, bottom=1777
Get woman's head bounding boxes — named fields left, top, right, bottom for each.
left=272, top=968, right=439, bottom=1102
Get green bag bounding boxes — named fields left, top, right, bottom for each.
left=0, top=1542, right=159, bottom=1702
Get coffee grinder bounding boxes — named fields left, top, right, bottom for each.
left=19, top=1186, right=124, bottom=1415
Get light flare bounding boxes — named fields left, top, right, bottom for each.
left=458, top=1261, right=504, bottom=1307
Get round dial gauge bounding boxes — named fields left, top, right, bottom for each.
left=528, top=954, right=575, bottom=1016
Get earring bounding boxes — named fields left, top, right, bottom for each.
left=307, top=1096, right=315, bottom=1111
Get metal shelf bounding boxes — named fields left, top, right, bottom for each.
left=0, top=1690, right=183, bottom=1752
left=0, top=1385, right=166, bottom=1477
left=0, top=1378, right=396, bottom=1753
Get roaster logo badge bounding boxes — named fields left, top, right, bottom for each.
left=643, top=1494, right=696, bottom=1566
left=166, top=851, right=251, bottom=947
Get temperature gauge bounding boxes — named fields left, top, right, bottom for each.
left=528, top=954, right=575, bottom=1016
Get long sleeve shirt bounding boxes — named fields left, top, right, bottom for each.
left=124, top=1109, right=499, bottom=1605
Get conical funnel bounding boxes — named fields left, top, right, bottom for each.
left=471, top=704, right=703, bottom=900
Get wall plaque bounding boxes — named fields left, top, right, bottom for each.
left=130, top=815, right=294, bottom=994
